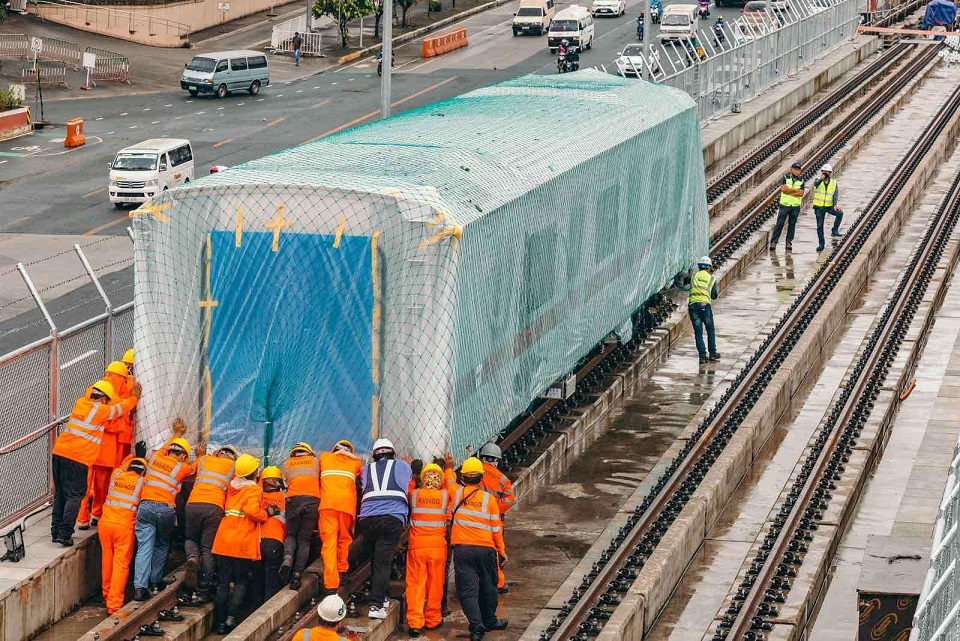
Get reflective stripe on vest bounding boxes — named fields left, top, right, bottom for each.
left=284, top=457, right=319, bottom=479
left=225, top=509, right=245, bottom=518
left=779, top=176, right=803, bottom=207
left=688, top=270, right=715, bottom=305
left=410, top=489, right=448, bottom=528
left=453, top=488, right=501, bottom=532
left=812, top=179, right=837, bottom=207
left=104, top=474, right=144, bottom=512
left=196, top=458, right=233, bottom=491
left=63, top=403, right=105, bottom=445
left=321, top=469, right=357, bottom=480
left=145, top=459, right=184, bottom=494
left=365, top=460, right=407, bottom=500
left=300, top=631, right=348, bottom=641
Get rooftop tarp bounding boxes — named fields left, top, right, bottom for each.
left=131, top=69, right=709, bottom=461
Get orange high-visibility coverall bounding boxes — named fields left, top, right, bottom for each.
left=98, top=460, right=143, bottom=613
left=318, top=450, right=362, bottom=590
left=480, top=462, right=515, bottom=590
left=405, top=487, right=449, bottom=630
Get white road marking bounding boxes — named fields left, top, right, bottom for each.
left=152, top=121, right=160, bottom=124
left=196, top=111, right=205, bottom=115
left=60, top=350, right=97, bottom=370
left=130, top=125, right=138, bottom=129
left=143, top=108, right=151, bottom=111
left=237, top=102, right=245, bottom=106
left=217, top=106, right=224, bottom=110
left=120, top=112, right=128, bottom=116
left=95, top=117, right=103, bottom=121
left=165, top=104, right=173, bottom=107
left=277, top=94, right=283, bottom=97
left=0, top=160, right=7, bottom=165
left=331, top=82, right=337, bottom=85
left=187, top=100, right=194, bottom=103
left=258, top=98, right=264, bottom=101
left=107, top=131, right=115, bottom=134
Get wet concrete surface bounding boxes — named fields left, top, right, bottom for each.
left=645, top=66, right=960, bottom=641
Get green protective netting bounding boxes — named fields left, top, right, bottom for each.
left=131, top=69, right=709, bottom=462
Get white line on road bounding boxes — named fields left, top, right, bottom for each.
left=217, top=107, right=224, bottom=110
left=0, top=161, right=7, bottom=165
left=152, top=121, right=160, bottom=124
left=60, top=350, right=97, bottom=370
left=120, top=112, right=128, bottom=116
left=95, top=117, right=103, bottom=121
left=277, top=94, right=283, bottom=97
left=107, top=131, right=114, bottom=134
left=331, top=82, right=337, bottom=85
left=130, top=125, right=138, bottom=129
left=196, top=111, right=205, bottom=115
left=237, top=102, right=245, bottom=106
left=143, top=108, right=151, bottom=111
left=257, top=98, right=264, bottom=102
left=165, top=104, right=173, bottom=107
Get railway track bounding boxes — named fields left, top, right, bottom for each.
left=717, top=86, right=960, bottom=641
left=537, top=46, right=954, bottom=641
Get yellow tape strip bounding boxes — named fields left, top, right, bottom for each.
left=129, top=202, right=171, bottom=224
left=418, top=225, right=462, bottom=250
left=371, top=230, right=382, bottom=441
left=200, top=234, right=214, bottom=442
left=235, top=205, right=244, bottom=248
left=333, top=216, right=346, bottom=249
left=266, top=204, right=291, bottom=253
left=203, top=365, right=212, bottom=442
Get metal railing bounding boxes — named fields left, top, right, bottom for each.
left=0, top=33, right=30, bottom=60
left=86, top=46, right=131, bottom=82
left=32, top=0, right=191, bottom=40
left=20, top=60, right=68, bottom=85
left=0, top=238, right=134, bottom=534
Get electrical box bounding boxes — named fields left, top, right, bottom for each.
left=542, top=373, right=576, bottom=400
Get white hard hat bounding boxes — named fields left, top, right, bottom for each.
left=372, top=438, right=395, bottom=452
left=697, top=255, right=712, bottom=267
left=317, top=594, right=346, bottom=622
left=479, top=442, right=502, bottom=460
left=821, top=163, right=833, bottom=173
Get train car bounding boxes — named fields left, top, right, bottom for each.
left=131, top=69, right=709, bottom=460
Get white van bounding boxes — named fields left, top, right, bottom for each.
left=659, top=3, right=699, bottom=42
left=548, top=5, right=595, bottom=50
left=513, top=0, right=556, bottom=35
left=181, top=50, right=270, bottom=98
left=108, top=139, right=194, bottom=208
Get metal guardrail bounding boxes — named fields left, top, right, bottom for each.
left=86, top=46, right=130, bottom=82
left=271, top=29, right=323, bottom=56
left=32, top=0, right=190, bottom=40
left=42, top=36, right=82, bottom=69
left=0, top=34, right=30, bottom=60
left=21, top=60, right=68, bottom=85
left=0, top=242, right=134, bottom=534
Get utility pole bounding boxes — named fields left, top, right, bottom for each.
left=644, top=0, right=651, bottom=80
left=381, top=0, right=393, bottom=118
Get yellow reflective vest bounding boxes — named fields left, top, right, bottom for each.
left=689, top=270, right=716, bottom=305
left=779, top=176, right=803, bottom=208
left=812, top=179, right=837, bottom=208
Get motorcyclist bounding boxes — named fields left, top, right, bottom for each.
left=636, top=11, right=645, bottom=40
left=650, top=0, right=662, bottom=22
left=376, top=50, right=395, bottom=76
left=698, top=0, right=709, bottom=18
left=557, top=39, right=568, bottom=73
left=713, top=15, right=725, bottom=44
left=565, top=43, right=580, bottom=71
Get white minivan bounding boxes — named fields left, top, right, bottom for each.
left=108, top=139, right=194, bottom=208
left=659, top=3, right=699, bottom=42
left=548, top=5, right=595, bottom=50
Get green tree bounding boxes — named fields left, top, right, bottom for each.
left=397, top=0, right=419, bottom=27
left=313, top=0, right=375, bottom=47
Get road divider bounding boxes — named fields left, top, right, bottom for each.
left=65, top=118, right=85, bottom=148
left=0, top=106, right=32, bottom=142
left=421, top=27, right=468, bottom=58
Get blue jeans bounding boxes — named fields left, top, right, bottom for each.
left=770, top=205, right=801, bottom=246
left=294, top=48, right=301, bottom=65
left=135, top=500, right=176, bottom=589
left=689, top=303, right=717, bottom=358
left=814, top=206, right=842, bottom=248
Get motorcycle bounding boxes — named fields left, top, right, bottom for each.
left=650, top=1, right=661, bottom=22
left=558, top=47, right=580, bottom=73
left=376, top=51, right=395, bottom=76
left=698, top=0, right=709, bottom=18
left=636, top=15, right=645, bottom=40
left=713, top=22, right=725, bottom=45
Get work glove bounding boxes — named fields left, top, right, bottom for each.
left=131, top=382, right=143, bottom=398
left=135, top=440, right=147, bottom=458
left=498, top=553, right=508, bottom=567
left=266, top=505, right=280, bottom=517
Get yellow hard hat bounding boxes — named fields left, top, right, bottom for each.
left=105, top=361, right=129, bottom=377
left=290, top=442, right=314, bottom=456
left=420, top=463, right=444, bottom=480
left=91, top=379, right=117, bottom=400
left=461, top=457, right=484, bottom=475
left=169, top=437, right=191, bottom=457
left=234, top=453, right=260, bottom=478
left=261, top=465, right=282, bottom=480
left=122, top=349, right=135, bottom=365
left=333, top=439, right=354, bottom=453
left=128, top=458, right=148, bottom=474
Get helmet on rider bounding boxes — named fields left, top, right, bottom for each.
left=561, top=39, right=569, bottom=45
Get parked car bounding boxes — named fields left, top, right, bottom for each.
left=592, top=0, right=626, bottom=17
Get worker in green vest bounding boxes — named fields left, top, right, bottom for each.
left=689, top=256, right=720, bottom=365
left=769, top=162, right=806, bottom=251
left=812, top=163, right=843, bottom=251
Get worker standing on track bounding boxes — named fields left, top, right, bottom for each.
left=477, top=443, right=515, bottom=595
left=281, top=442, right=321, bottom=590
left=78, top=361, right=136, bottom=530
left=258, top=465, right=287, bottom=603
left=51, top=379, right=140, bottom=546
left=291, top=594, right=350, bottom=641
left=134, top=419, right=199, bottom=601
left=450, top=457, right=508, bottom=641
left=352, top=438, right=412, bottom=620
left=319, top=439, right=363, bottom=596
left=211, top=453, right=272, bottom=634
left=769, top=161, right=806, bottom=251
left=689, top=256, right=720, bottom=365
left=182, top=444, right=238, bottom=603
left=98, top=456, right=147, bottom=614
left=405, top=463, right=449, bottom=637
left=812, top=163, right=844, bottom=252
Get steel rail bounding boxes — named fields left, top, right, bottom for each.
left=724, top=95, right=960, bottom=641
left=544, top=46, right=951, bottom=641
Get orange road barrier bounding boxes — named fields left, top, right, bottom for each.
left=65, top=117, right=85, bottom=148
left=421, top=27, right=468, bottom=58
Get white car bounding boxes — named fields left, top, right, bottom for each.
left=616, top=44, right=661, bottom=76
left=591, top=0, right=625, bottom=16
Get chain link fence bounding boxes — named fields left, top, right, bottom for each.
left=0, top=236, right=133, bottom=533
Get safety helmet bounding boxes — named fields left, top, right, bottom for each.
left=372, top=438, right=395, bottom=454
left=821, top=163, right=833, bottom=173
left=697, top=255, right=712, bottom=268
left=791, top=161, right=802, bottom=170
left=290, top=442, right=315, bottom=456
left=105, top=361, right=129, bottom=377
left=215, top=445, right=239, bottom=460
left=317, top=594, right=347, bottom=622
left=717, top=14, right=724, bottom=20
left=91, top=379, right=117, bottom=400
left=261, top=465, right=283, bottom=480
left=420, top=463, right=444, bottom=481
left=333, top=439, right=355, bottom=453
left=122, top=349, right=135, bottom=365
left=479, top=442, right=502, bottom=461
left=461, top=457, right=484, bottom=475
left=128, top=457, right=148, bottom=474
left=561, top=39, right=569, bottom=45
left=234, top=453, right=260, bottom=478
left=169, top=437, right=191, bottom=457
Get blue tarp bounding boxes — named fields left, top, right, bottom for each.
left=922, top=0, right=956, bottom=29
left=206, top=231, right=374, bottom=459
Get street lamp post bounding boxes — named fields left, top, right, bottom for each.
left=381, top=0, right=393, bottom=118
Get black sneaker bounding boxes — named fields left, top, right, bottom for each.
left=290, top=572, right=302, bottom=590
left=278, top=559, right=293, bottom=583
left=487, top=619, right=509, bottom=631
left=497, top=586, right=509, bottom=594
left=709, top=353, right=721, bottom=361
left=59, top=537, right=75, bottom=547
left=768, top=244, right=776, bottom=251
left=816, top=245, right=824, bottom=252
left=699, top=355, right=708, bottom=364
left=134, top=588, right=151, bottom=601
left=77, top=523, right=90, bottom=531
left=409, top=628, right=423, bottom=637
left=785, top=243, right=793, bottom=251
left=831, top=231, right=843, bottom=238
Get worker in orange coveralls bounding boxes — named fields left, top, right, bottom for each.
left=257, top=465, right=287, bottom=603
left=78, top=360, right=136, bottom=530
left=292, top=594, right=351, bottom=641
left=318, top=439, right=363, bottom=596
left=477, top=442, right=516, bottom=593
left=404, top=463, right=449, bottom=637
left=98, top=456, right=147, bottom=613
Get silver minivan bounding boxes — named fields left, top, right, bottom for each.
left=181, top=50, right=270, bottom=98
